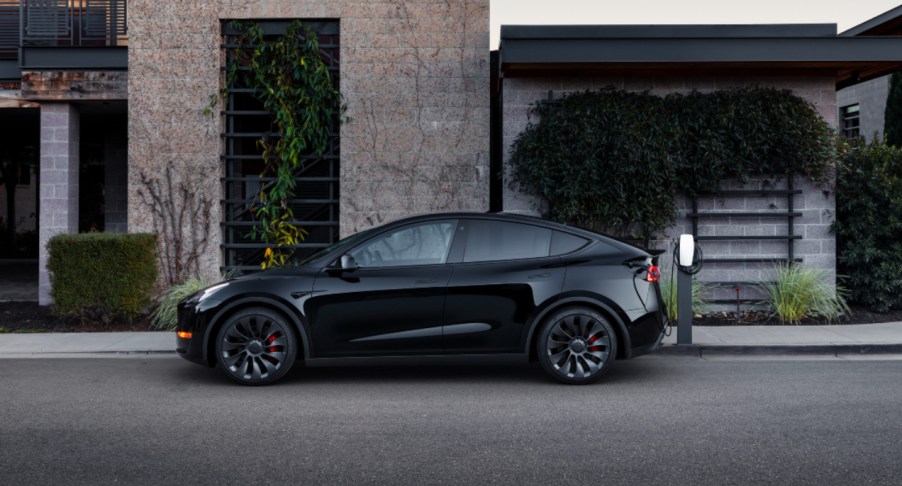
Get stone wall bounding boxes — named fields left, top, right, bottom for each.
left=128, top=0, right=490, bottom=279
left=501, top=75, right=838, bottom=294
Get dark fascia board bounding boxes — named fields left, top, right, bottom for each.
left=840, top=5, right=902, bottom=36
left=500, top=37, right=902, bottom=64
left=20, top=46, right=127, bottom=70
left=501, top=24, right=838, bottom=39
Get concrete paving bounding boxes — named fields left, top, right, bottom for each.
left=0, top=322, right=901, bottom=357
left=0, top=331, right=174, bottom=357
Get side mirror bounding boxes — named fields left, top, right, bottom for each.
left=339, top=254, right=358, bottom=272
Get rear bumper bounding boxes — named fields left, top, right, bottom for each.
left=626, top=310, right=666, bottom=359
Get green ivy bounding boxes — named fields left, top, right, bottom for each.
left=213, top=21, right=342, bottom=269
left=834, top=139, right=902, bottom=312
left=509, top=87, right=835, bottom=241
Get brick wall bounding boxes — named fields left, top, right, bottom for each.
left=128, top=0, right=490, bottom=278
left=502, top=75, right=838, bottom=293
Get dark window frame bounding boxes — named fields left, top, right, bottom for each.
left=220, top=19, right=341, bottom=273
left=840, top=103, right=861, bottom=140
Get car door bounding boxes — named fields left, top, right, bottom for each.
left=306, top=219, right=458, bottom=358
left=443, top=219, right=573, bottom=354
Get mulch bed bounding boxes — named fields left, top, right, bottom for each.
left=694, top=305, right=902, bottom=326
left=2, top=301, right=902, bottom=333
left=0, top=301, right=152, bottom=333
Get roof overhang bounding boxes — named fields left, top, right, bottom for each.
left=500, top=25, right=902, bottom=89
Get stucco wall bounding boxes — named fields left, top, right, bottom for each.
left=501, top=75, right=837, bottom=293
left=128, top=0, right=490, bottom=278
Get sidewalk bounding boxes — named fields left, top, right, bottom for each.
left=0, top=323, right=902, bottom=357
left=0, top=332, right=174, bottom=357
left=659, top=322, right=902, bottom=356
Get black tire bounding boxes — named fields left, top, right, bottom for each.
left=215, top=307, right=298, bottom=386
left=536, top=307, right=617, bottom=385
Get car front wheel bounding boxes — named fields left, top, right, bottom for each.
left=537, top=307, right=617, bottom=385
left=215, top=307, right=298, bottom=385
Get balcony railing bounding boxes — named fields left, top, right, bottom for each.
left=0, top=0, right=127, bottom=61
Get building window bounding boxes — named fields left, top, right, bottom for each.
left=840, top=104, right=860, bottom=140
left=221, top=20, right=341, bottom=272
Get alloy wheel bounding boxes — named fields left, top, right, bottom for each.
left=217, top=309, right=295, bottom=384
left=545, top=312, right=612, bottom=380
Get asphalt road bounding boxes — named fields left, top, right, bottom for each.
left=1, top=355, right=901, bottom=485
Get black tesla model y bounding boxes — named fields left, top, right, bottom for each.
left=177, top=212, right=667, bottom=385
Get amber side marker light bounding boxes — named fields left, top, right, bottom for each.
left=177, top=331, right=192, bottom=339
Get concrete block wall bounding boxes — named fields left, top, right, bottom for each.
left=38, top=103, right=79, bottom=305
left=104, top=127, right=128, bottom=233
left=502, top=75, right=838, bottom=293
left=128, top=0, right=490, bottom=279
left=836, top=74, right=890, bottom=142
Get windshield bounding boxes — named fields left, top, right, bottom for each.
left=297, top=227, right=376, bottom=266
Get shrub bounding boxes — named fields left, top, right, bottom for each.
left=759, top=264, right=849, bottom=324
left=833, top=140, right=902, bottom=312
left=509, top=87, right=835, bottom=241
left=659, top=277, right=709, bottom=322
left=47, top=233, right=158, bottom=320
left=150, top=274, right=231, bottom=331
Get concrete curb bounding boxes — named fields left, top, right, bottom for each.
left=0, top=351, right=177, bottom=359
left=656, top=343, right=902, bottom=357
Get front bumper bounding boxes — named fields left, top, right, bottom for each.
left=175, top=299, right=220, bottom=367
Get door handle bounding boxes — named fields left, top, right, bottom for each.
left=415, top=278, right=439, bottom=284
left=528, top=273, right=551, bottom=280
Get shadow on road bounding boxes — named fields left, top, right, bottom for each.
left=164, top=355, right=671, bottom=388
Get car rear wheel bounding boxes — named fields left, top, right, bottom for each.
left=537, top=307, right=617, bottom=385
left=215, top=307, right=297, bottom=386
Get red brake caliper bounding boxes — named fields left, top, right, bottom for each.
left=266, top=333, right=280, bottom=353
left=587, top=335, right=599, bottom=352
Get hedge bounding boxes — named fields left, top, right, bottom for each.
left=509, top=87, right=835, bottom=241
left=834, top=140, right=902, bottom=312
left=47, top=233, right=158, bottom=319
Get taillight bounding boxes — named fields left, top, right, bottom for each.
left=177, top=331, right=192, bottom=339
left=645, top=265, right=661, bottom=282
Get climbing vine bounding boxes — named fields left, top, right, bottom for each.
left=211, top=20, right=342, bottom=269
left=510, top=87, right=836, bottom=241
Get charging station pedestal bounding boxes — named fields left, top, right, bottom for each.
left=677, top=234, right=695, bottom=345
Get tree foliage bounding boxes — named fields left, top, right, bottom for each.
left=884, top=72, right=902, bottom=147
left=509, top=88, right=835, bottom=241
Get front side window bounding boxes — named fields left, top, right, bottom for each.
left=350, top=221, right=456, bottom=268
left=463, top=221, right=552, bottom=263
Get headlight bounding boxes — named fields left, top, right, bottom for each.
left=198, top=282, right=229, bottom=301
left=185, top=282, right=229, bottom=304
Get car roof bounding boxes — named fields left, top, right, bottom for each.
left=303, top=211, right=648, bottom=268
left=385, top=211, right=596, bottom=235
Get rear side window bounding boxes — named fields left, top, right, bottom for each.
left=463, top=221, right=552, bottom=262
left=550, top=231, right=589, bottom=256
